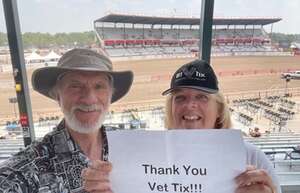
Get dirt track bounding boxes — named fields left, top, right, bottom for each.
left=1, top=56, right=300, bottom=122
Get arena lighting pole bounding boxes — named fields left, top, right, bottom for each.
left=198, top=0, right=214, bottom=64
left=2, top=0, right=35, bottom=146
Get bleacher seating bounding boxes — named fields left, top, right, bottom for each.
left=232, top=94, right=298, bottom=133
left=95, top=24, right=278, bottom=58
left=237, top=112, right=253, bottom=126
left=280, top=98, right=296, bottom=109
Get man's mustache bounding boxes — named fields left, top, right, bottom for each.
left=71, top=104, right=102, bottom=112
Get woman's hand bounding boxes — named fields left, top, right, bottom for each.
left=235, top=165, right=276, bottom=193
left=81, top=160, right=113, bottom=193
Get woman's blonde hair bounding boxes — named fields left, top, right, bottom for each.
left=164, top=91, right=232, bottom=129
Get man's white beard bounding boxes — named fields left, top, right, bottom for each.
left=61, top=104, right=108, bottom=134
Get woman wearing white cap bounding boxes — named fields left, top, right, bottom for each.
left=162, top=59, right=280, bottom=193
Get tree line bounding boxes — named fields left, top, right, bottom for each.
left=0, top=31, right=97, bottom=49
left=270, top=33, right=300, bottom=47
left=0, top=31, right=300, bottom=49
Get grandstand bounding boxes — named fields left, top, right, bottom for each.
left=94, top=13, right=284, bottom=58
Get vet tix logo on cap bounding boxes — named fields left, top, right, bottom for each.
left=175, top=66, right=207, bottom=80
left=162, top=59, right=219, bottom=95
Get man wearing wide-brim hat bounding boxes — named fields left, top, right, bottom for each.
left=0, top=48, right=133, bottom=193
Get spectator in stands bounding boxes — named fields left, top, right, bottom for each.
left=250, top=127, right=262, bottom=137
left=0, top=48, right=133, bottom=193
left=162, top=59, right=281, bottom=193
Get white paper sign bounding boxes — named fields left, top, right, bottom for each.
left=107, top=129, right=246, bottom=193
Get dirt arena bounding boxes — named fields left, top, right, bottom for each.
left=1, top=55, right=300, bottom=123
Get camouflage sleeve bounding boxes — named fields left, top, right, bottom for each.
left=0, top=166, right=36, bottom=193
left=0, top=145, right=40, bottom=193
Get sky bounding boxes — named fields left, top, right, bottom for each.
left=1, top=0, right=300, bottom=34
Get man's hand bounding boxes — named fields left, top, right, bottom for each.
left=81, top=160, right=113, bottom=193
left=235, top=165, right=276, bottom=193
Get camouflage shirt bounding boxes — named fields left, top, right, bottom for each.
left=0, top=120, right=108, bottom=193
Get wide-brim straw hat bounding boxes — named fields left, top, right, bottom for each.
left=32, top=48, right=133, bottom=103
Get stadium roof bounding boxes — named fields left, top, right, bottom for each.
left=95, top=14, right=281, bottom=26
